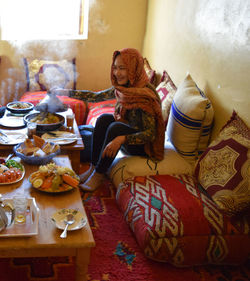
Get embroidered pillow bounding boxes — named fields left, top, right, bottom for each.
left=195, top=111, right=250, bottom=216
left=166, top=74, right=214, bottom=165
left=143, top=58, right=157, bottom=86
left=156, top=70, right=177, bottom=127
left=23, top=58, right=77, bottom=91
left=86, top=99, right=116, bottom=127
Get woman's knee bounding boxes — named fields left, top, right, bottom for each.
left=95, top=114, right=115, bottom=127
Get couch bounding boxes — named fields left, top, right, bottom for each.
left=81, top=69, right=249, bottom=267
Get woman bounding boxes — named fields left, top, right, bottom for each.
left=74, top=48, right=165, bottom=191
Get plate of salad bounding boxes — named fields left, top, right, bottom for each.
left=0, top=158, right=25, bottom=185
left=29, top=163, right=80, bottom=193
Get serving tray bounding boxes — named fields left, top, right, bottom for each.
left=0, top=197, right=39, bottom=238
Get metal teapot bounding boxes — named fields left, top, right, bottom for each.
left=0, top=194, right=15, bottom=232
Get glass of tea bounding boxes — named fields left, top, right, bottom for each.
left=66, top=113, right=75, bottom=130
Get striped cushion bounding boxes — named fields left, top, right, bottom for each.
left=86, top=99, right=116, bottom=126
left=166, top=74, right=214, bottom=165
left=20, top=91, right=87, bottom=125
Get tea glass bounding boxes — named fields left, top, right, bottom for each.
left=13, top=196, right=28, bottom=224
left=27, top=122, right=37, bottom=138
left=66, top=113, right=74, bottom=130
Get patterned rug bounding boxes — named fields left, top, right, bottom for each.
left=0, top=164, right=249, bottom=281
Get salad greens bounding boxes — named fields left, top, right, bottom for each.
left=5, top=159, right=24, bottom=171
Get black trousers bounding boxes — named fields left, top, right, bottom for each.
left=92, top=114, right=146, bottom=173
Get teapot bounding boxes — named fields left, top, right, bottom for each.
left=0, top=194, right=15, bottom=232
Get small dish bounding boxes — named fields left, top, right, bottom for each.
left=6, top=101, right=34, bottom=115
left=42, top=131, right=78, bottom=145
left=51, top=209, right=87, bottom=231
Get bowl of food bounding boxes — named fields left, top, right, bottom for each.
left=24, top=112, right=65, bottom=132
left=6, top=101, right=34, bottom=115
left=14, top=135, right=60, bottom=165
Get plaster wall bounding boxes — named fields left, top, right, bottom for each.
left=143, top=0, right=250, bottom=136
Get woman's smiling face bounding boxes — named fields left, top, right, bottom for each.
left=113, top=55, right=129, bottom=86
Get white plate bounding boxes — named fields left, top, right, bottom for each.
left=0, top=114, right=25, bottom=128
left=42, top=131, right=77, bottom=145
left=51, top=208, right=87, bottom=231
left=0, top=163, right=25, bottom=185
left=0, top=131, right=27, bottom=145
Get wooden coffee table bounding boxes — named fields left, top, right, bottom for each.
left=0, top=108, right=84, bottom=173
left=0, top=155, right=95, bottom=281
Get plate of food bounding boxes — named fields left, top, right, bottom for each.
left=29, top=162, right=80, bottom=193
left=51, top=208, right=87, bottom=231
left=41, top=131, right=78, bottom=145
left=0, top=158, right=25, bottom=185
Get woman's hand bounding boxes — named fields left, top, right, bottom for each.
left=102, top=136, right=126, bottom=158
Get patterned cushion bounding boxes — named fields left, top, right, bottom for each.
left=23, top=58, right=77, bottom=91
left=86, top=99, right=116, bottom=126
left=20, top=91, right=87, bottom=125
left=143, top=58, right=157, bottom=86
left=109, top=140, right=193, bottom=188
left=116, top=174, right=250, bottom=265
left=166, top=74, right=214, bottom=165
left=156, top=70, right=177, bottom=127
left=195, top=111, right=250, bottom=216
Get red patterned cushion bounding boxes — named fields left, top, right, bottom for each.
left=195, top=111, right=250, bottom=216
left=20, top=91, right=87, bottom=125
left=116, top=174, right=250, bottom=265
left=86, top=99, right=116, bottom=126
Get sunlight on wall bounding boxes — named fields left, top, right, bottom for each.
left=0, top=0, right=89, bottom=40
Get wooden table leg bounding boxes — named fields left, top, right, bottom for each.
left=68, top=151, right=81, bottom=173
left=75, top=248, right=91, bottom=281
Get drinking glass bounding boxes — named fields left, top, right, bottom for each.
left=27, top=122, right=37, bottom=138
left=66, top=113, right=74, bottom=130
left=13, top=196, right=28, bottom=224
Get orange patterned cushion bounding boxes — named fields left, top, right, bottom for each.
left=86, top=99, right=116, bottom=126
left=20, top=91, right=87, bottom=125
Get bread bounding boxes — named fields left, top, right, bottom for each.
left=33, top=148, right=46, bottom=157
left=25, top=138, right=34, bottom=148
left=22, top=146, right=39, bottom=156
left=33, top=135, right=46, bottom=149
left=42, top=143, right=53, bottom=154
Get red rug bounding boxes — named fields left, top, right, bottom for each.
left=0, top=164, right=249, bottom=281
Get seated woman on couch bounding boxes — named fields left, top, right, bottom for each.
left=60, top=48, right=165, bottom=191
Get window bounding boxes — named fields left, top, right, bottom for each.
left=0, top=0, right=89, bottom=40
